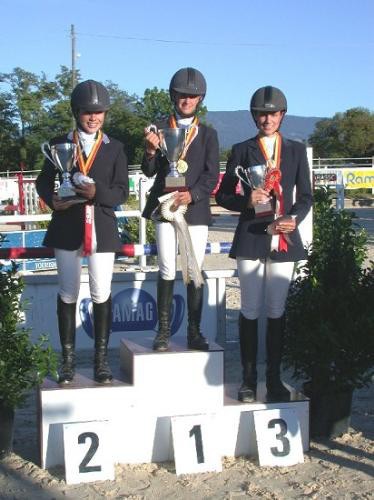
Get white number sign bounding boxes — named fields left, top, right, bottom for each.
left=171, top=414, right=222, bottom=475
left=63, top=421, right=114, bottom=484
left=253, top=408, right=304, bottom=467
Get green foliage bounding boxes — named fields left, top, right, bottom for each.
left=119, top=218, right=156, bottom=245
left=0, top=67, right=211, bottom=171
left=0, top=92, right=19, bottom=170
left=104, top=82, right=147, bottom=164
left=136, top=87, right=173, bottom=123
left=118, top=196, right=156, bottom=244
left=219, top=148, right=231, bottom=162
left=284, top=188, right=374, bottom=393
left=309, top=107, right=374, bottom=158
left=0, top=245, right=57, bottom=409
left=0, top=66, right=81, bottom=170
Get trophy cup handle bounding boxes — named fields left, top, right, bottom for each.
left=145, top=124, right=166, bottom=155
left=147, top=124, right=158, bottom=134
left=235, top=166, right=251, bottom=188
left=41, top=142, right=55, bottom=165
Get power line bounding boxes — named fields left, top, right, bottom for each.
left=76, top=31, right=275, bottom=47
left=75, top=30, right=374, bottom=49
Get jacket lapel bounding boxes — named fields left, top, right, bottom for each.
left=280, top=137, right=291, bottom=175
left=247, top=137, right=266, bottom=165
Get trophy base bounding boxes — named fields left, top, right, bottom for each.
left=57, top=195, right=87, bottom=204
left=164, top=177, right=188, bottom=192
left=58, top=186, right=77, bottom=197
left=254, top=201, right=273, bottom=217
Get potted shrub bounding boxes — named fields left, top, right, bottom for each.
left=284, top=188, right=374, bottom=438
left=0, top=246, right=57, bottom=459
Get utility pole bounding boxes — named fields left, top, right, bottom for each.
left=71, top=24, right=77, bottom=91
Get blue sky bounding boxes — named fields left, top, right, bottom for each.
left=1, top=0, right=373, bottom=118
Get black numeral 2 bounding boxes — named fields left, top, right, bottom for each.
left=78, top=432, right=102, bottom=473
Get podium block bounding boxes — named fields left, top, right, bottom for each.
left=39, top=370, right=135, bottom=468
left=39, top=337, right=309, bottom=470
left=120, top=337, right=224, bottom=415
left=220, top=383, right=309, bottom=458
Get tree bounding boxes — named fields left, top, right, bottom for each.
left=136, top=87, right=173, bottom=123
left=309, top=107, right=374, bottom=158
left=47, top=66, right=80, bottom=134
left=0, top=69, right=211, bottom=172
left=0, top=91, right=19, bottom=171
left=0, top=66, right=82, bottom=172
left=104, top=82, right=147, bottom=164
left=0, top=67, right=58, bottom=170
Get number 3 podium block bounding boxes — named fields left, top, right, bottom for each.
left=39, top=336, right=309, bottom=470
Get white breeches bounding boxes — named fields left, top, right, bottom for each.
left=237, top=258, right=295, bottom=320
left=155, top=222, right=208, bottom=280
left=55, top=248, right=115, bottom=304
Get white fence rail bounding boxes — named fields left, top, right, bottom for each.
left=312, top=157, right=374, bottom=169
left=0, top=179, right=150, bottom=267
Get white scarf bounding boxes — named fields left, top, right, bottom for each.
left=78, top=130, right=97, bottom=157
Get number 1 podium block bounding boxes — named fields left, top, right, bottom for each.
left=119, top=336, right=224, bottom=415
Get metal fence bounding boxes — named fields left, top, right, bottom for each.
left=312, top=157, right=374, bottom=169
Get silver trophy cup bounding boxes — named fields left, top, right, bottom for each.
left=235, top=164, right=273, bottom=216
left=41, top=142, right=80, bottom=200
left=157, top=128, right=187, bottom=191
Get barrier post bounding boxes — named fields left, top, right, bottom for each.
left=17, top=172, right=25, bottom=215
left=16, top=172, right=25, bottom=230
left=138, top=178, right=147, bottom=268
left=336, top=171, right=345, bottom=210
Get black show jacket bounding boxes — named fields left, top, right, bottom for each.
left=36, top=133, right=129, bottom=252
left=215, top=136, right=312, bottom=262
left=141, top=121, right=220, bottom=226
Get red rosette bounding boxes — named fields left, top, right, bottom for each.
left=264, top=168, right=282, bottom=192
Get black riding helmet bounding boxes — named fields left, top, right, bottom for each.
left=169, top=67, right=207, bottom=103
left=250, top=86, right=287, bottom=121
left=70, top=80, right=110, bottom=118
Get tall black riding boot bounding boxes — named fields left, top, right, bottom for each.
left=93, top=296, right=113, bottom=384
left=153, top=278, right=174, bottom=351
left=238, top=314, right=258, bottom=403
left=57, top=295, right=76, bottom=384
left=266, top=315, right=291, bottom=402
left=187, top=283, right=209, bottom=351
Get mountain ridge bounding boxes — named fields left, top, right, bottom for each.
left=205, top=110, right=324, bottom=150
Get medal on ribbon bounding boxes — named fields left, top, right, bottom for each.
left=177, top=159, right=188, bottom=174
left=73, top=129, right=103, bottom=255
left=257, top=132, right=289, bottom=252
left=169, top=114, right=199, bottom=170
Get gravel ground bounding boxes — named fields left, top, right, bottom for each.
left=0, top=203, right=373, bottom=499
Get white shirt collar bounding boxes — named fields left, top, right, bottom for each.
left=67, top=130, right=110, bottom=144
left=176, top=115, right=195, bottom=128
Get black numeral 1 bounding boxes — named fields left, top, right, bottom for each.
left=189, top=425, right=205, bottom=464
